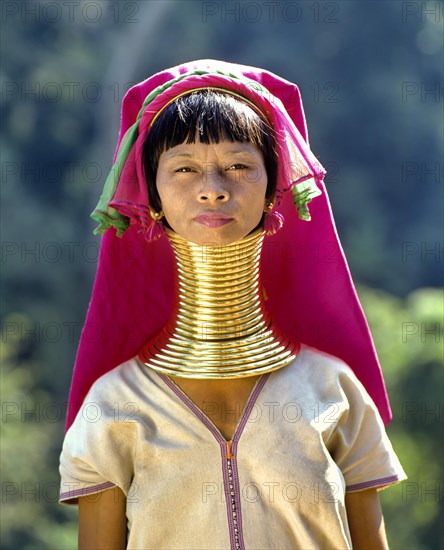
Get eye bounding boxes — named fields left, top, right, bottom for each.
left=175, top=167, right=195, bottom=173
left=226, top=163, right=248, bottom=171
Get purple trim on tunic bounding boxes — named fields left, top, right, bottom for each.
left=220, top=447, right=237, bottom=550
left=229, top=458, right=243, bottom=550
left=59, top=481, right=116, bottom=501
left=233, top=374, right=269, bottom=443
left=346, top=474, right=402, bottom=492
left=230, top=374, right=270, bottom=548
left=157, top=372, right=269, bottom=444
left=157, top=372, right=270, bottom=550
left=158, top=374, right=222, bottom=440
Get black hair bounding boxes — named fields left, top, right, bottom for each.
left=142, top=91, right=277, bottom=212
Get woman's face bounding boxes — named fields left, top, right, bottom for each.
left=156, top=140, right=268, bottom=246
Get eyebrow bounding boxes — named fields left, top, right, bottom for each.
left=163, top=152, right=194, bottom=159
left=225, top=150, right=256, bottom=156
left=163, top=149, right=257, bottom=159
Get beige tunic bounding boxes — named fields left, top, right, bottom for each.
left=60, top=345, right=406, bottom=549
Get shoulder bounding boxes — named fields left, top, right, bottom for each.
left=271, top=344, right=375, bottom=410
left=295, top=345, right=352, bottom=373
left=85, top=357, right=146, bottom=401
left=74, top=357, right=149, bottom=427
left=285, top=344, right=361, bottom=387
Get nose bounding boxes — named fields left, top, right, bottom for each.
left=198, top=167, right=229, bottom=203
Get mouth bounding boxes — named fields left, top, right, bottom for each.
left=194, top=212, right=234, bottom=228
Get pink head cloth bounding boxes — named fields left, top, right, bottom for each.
left=65, top=60, right=391, bottom=429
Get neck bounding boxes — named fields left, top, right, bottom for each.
left=138, top=228, right=299, bottom=378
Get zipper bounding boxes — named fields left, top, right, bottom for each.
left=222, top=440, right=243, bottom=550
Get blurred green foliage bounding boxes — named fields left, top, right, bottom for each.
left=1, top=1, right=442, bottom=549
left=359, top=287, right=443, bottom=550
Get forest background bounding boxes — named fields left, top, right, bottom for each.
left=1, top=1, right=443, bottom=548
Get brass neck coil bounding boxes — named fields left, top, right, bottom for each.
left=138, top=229, right=299, bottom=378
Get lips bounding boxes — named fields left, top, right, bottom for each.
left=194, top=212, right=234, bottom=228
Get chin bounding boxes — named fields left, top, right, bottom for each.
left=196, top=229, right=251, bottom=247
left=170, top=222, right=262, bottom=247
left=189, top=236, right=237, bottom=248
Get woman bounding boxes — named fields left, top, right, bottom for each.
left=60, top=60, right=406, bottom=549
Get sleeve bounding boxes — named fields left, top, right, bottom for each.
left=327, top=367, right=407, bottom=493
left=59, top=379, right=137, bottom=505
